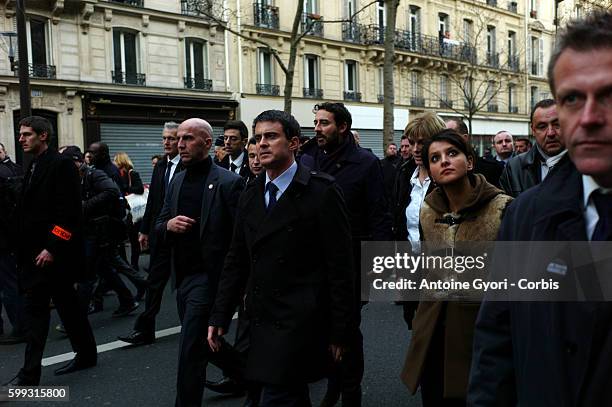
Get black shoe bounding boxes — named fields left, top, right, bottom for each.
left=320, top=390, right=340, bottom=407
left=118, top=330, right=155, bottom=346
left=0, top=332, right=27, bottom=345
left=54, top=356, right=96, bottom=376
left=112, top=302, right=139, bottom=317
left=3, top=374, right=38, bottom=386
left=204, top=377, right=245, bottom=395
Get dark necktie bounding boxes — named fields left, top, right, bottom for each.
left=592, top=190, right=612, bottom=241
left=266, top=182, right=279, bottom=212
left=164, top=161, right=174, bottom=187
left=230, top=163, right=238, bottom=173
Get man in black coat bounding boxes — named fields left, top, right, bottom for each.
left=500, top=99, right=568, bottom=197
left=301, top=102, right=392, bottom=407
left=155, top=118, right=243, bottom=407
left=5, top=116, right=96, bottom=386
left=468, top=12, right=612, bottom=406
left=119, top=122, right=184, bottom=346
left=220, top=120, right=254, bottom=179
left=445, top=118, right=504, bottom=187
left=208, top=110, right=354, bottom=406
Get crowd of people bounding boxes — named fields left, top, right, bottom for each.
left=0, top=10, right=611, bottom=407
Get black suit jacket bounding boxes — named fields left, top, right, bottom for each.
left=468, top=158, right=612, bottom=406
left=210, top=164, right=355, bottom=386
left=19, top=148, right=84, bottom=289
left=140, top=157, right=184, bottom=239
left=220, top=149, right=253, bottom=179
left=155, top=162, right=244, bottom=298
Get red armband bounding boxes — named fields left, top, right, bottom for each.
left=51, top=225, right=72, bottom=241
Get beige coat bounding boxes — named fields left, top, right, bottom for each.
left=401, top=174, right=512, bottom=398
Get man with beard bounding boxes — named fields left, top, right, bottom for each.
left=301, top=102, right=392, bottom=406
left=500, top=99, right=568, bottom=197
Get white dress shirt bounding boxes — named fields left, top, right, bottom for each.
left=406, top=166, right=431, bottom=253
left=583, top=175, right=612, bottom=240
left=229, top=151, right=245, bottom=174
left=167, top=154, right=181, bottom=181
left=265, top=161, right=298, bottom=206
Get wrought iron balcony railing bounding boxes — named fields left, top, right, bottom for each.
left=439, top=99, right=454, bottom=109
left=14, top=63, right=56, bottom=79
left=303, top=88, right=324, bottom=98
left=342, top=22, right=365, bottom=43
left=508, top=1, right=518, bottom=13
left=486, top=52, right=500, bottom=68
left=256, top=83, right=280, bottom=96
left=109, top=0, right=143, bottom=6
left=301, top=13, right=324, bottom=37
left=507, top=56, right=520, bottom=72
left=509, top=106, right=519, bottom=114
left=253, top=3, right=279, bottom=30
left=111, top=71, right=146, bottom=86
left=343, top=91, right=362, bottom=102
left=184, top=76, right=212, bottom=91
left=181, top=0, right=216, bottom=17
left=487, top=104, right=499, bottom=113
left=411, top=97, right=425, bottom=107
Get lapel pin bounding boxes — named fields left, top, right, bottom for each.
left=208, top=184, right=214, bottom=189
left=546, top=259, right=568, bottom=276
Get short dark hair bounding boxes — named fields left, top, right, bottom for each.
left=253, top=110, right=301, bottom=141
left=445, top=117, right=469, bottom=136
left=388, top=142, right=397, bottom=148
left=247, top=137, right=256, bottom=146
left=422, top=129, right=476, bottom=173
left=151, top=154, right=163, bottom=161
left=18, top=116, right=54, bottom=142
left=61, top=145, right=84, bottom=162
left=400, top=134, right=409, bottom=141
left=530, top=98, right=555, bottom=123
left=548, top=11, right=612, bottom=95
left=515, top=137, right=532, bottom=146
left=314, top=102, right=352, bottom=133
left=224, top=120, right=249, bottom=141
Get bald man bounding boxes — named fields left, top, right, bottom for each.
left=154, top=118, right=244, bottom=407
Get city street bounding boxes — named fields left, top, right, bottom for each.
left=0, top=254, right=423, bottom=407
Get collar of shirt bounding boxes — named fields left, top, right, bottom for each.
left=229, top=151, right=245, bottom=171
left=410, top=166, right=429, bottom=187
left=265, top=160, right=298, bottom=204
left=168, top=154, right=181, bottom=167
left=582, top=175, right=612, bottom=240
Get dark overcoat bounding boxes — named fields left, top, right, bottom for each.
left=19, top=148, right=83, bottom=289
left=468, top=158, right=612, bottom=406
left=210, top=164, right=355, bottom=385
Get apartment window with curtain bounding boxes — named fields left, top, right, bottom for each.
left=112, top=28, right=144, bottom=85
left=304, top=0, right=318, bottom=14
left=508, top=84, right=517, bottom=113
left=486, top=26, right=498, bottom=67
left=529, top=36, right=543, bottom=75
left=439, top=75, right=451, bottom=108
left=487, top=81, right=497, bottom=112
left=345, top=60, right=358, bottom=92
left=184, top=38, right=210, bottom=90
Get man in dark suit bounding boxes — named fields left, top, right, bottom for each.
left=468, top=11, right=612, bottom=405
left=155, top=118, right=243, bottom=407
left=208, top=110, right=355, bottom=407
left=445, top=117, right=504, bottom=187
left=4, top=116, right=96, bottom=386
left=119, top=122, right=184, bottom=346
left=220, top=120, right=253, bottom=179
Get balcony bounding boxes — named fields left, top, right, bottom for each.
left=256, top=83, right=280, bottom=96
left=14, top=63, right=56, bottom=79
left=111, top=71, right=146, bottom=86
left=411, top=97, right=425, bottom=107
left=508, top=1, right=518, bottom=13
left=181, top=0, right=211, bottom=17
left=507, top=56, right=520, bottom=72
left=377, top=94, right=384, bottom=103
left=342, top=22, right=365, bottom=43
left=509, top=106, right=519, bottom=114
left=184, top=76, right=212, bottom=91
left=439, top=99, right=453, bottom=109
left=486, top=0, right=497, bottom=7
left=301, top=13, right=324, bottom=37
left=109, top=0, right=143, bottom=6
left=303, top=88, right=324, bottom=98
left=387, top=28, right=477, bottom=64
left=253, top=3, right=279, bottom=30
left=486, top=52, right=500, bottom=68
left=363, top=24, right=385, bottom=45
left=487, top=104, right=499, bottom=113
left=343, top=91, right=362, bottom=102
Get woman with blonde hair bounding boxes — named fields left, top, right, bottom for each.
left=114, top=152, right=145, bottom=272
left=392, top=112, right=446, bottom=328
left=401, top=129, right=512, bottom=406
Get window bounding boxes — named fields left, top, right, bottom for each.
left=487, top=81, right=497, bottom=111
left=440, top=75, right=449, bottom=101
left=344, top=0, right=357, bottom=19
left=304, top=0, right=317, bottom=14
left=438, top=13, right=449, bottom=38
left=529, top=36, right=543, bottom=75
left=23, top=17, right=55, bottom=78
left=508, top=84, right=517, bottom=112
left=377, top=0, right=386, bottom=27
left=184, top=38, right=209, bottom=89
left=487, top=26, right=496, bottom=54
left=304, top=55, right=319, bottom=91
left=258, top=49, right=273, bottom=85
left=530, top=86, right=538, bottom=108
left=345, top=60, right=358, bottom=92
left=409, top=6, right=421, bottom=36
left=410, top=71, right=424, bottom=106
left=112, top=28, right=143, bottom=85
left=508, top=31, right=516, bottom=57
left=576, top=4, right=582, bottom=19
left=463, top=19, right=473, bottom=43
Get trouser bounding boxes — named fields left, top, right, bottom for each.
left=19, top=280, right=97, bottom=384
left=0, top=251, right=25, bottom=334
left=106, top=245, right=148, bottom=288
left=175, top=274, right=211, bottom=407
left=89, top=242, right=134, bottom=308
left=134, top=247, right=171, bottom=333
left=260, top=383, right=311, bottom=407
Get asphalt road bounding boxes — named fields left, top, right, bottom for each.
left=0, top=253, right=423, bottom=407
